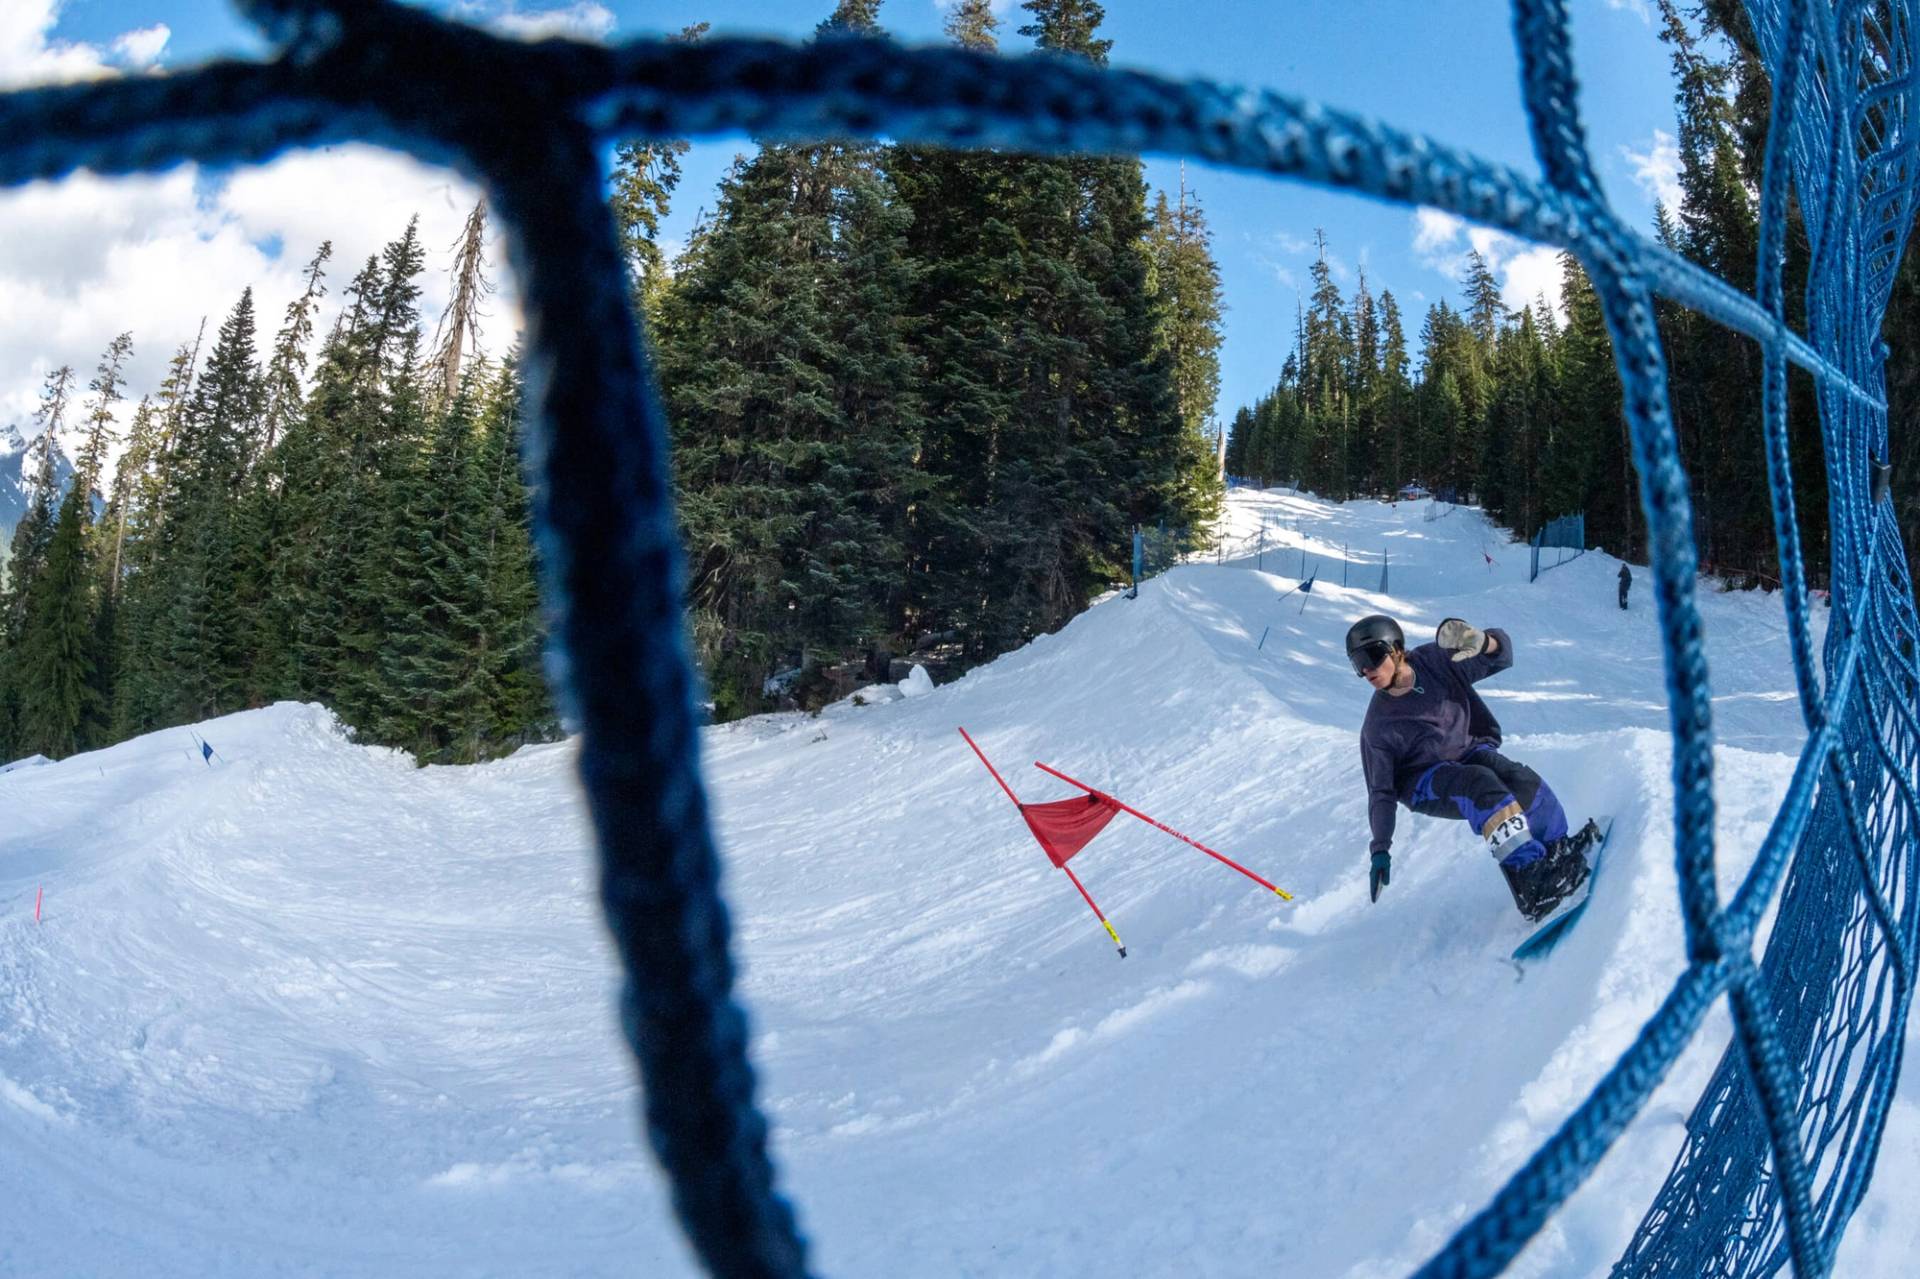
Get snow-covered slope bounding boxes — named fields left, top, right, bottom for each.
left=2, top=487, right=1914, bottom=1277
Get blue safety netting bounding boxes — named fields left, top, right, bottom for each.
left=1530, top=511, right=1586, bottom=582
left=3, top=1, right=1914, bottom=1276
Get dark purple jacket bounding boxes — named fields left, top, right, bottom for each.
left=1359, top=629, right=1512, bottom=854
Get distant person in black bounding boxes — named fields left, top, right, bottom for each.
left=1346, top=614, right=1600, bottom=922
left=1618, top=563, right=1632, bottom=610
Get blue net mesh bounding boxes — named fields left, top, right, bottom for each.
left=3, top=1, right=1914, bottom=1275
left=1530, top=512, right=1585, bottom=581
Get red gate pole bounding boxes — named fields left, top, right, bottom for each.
left=961, top=728, right=1127, bottom=957
left=1033, top=760, right=1293, bottom=901
left=958, top=726, right=1021, bottom=805
left=1061, top=863, right=1127, bottom=958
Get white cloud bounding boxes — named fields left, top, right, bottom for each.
left=1623, top=129, right=1684, bottom=212
left=1254, top=256, right=1299, bottom=291
left=1408, top=205, right=1565, bottom=322
left=1412, top=208, right=1465, bottom=259
left=0, top=0, right=111, bottom=88
left=0, top=6, right=528, bottom=471
left=111, top=24, right=170, bottom=70
left=1502, top=246, right=1567, bottom=323
left=1606, top=0, right=1655, bottom=23
left=0, top=146, right=519, bottom=441
left=482, top=2, right=617, bottom=42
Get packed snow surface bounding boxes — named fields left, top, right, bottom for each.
left=5, top=487, right=1920, bottom=1276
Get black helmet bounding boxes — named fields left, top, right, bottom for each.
left=1345, top=614, right=1404, bottom=676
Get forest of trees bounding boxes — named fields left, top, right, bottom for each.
left=0, top=0, right=1226, bottom=761
left=7, top=0, right=1915, bottom=768
left=1229, top=0, right=1843, bottom=588
left=0, top=214, right=553, bottom=767
left=1224, top=237, right=1635, bottom=559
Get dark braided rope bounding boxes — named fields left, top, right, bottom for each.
left=0, top=32, right=1886, bottom=408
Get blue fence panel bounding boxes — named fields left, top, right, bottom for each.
left=4, top=2, right=1914, bottom=1276
left=1530, top=511, right=1585, bottom=582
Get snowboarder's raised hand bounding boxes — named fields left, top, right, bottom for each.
left=1436, top=617, right=1486, bottom=662
left=1369, top=849, right=1391, bottom=901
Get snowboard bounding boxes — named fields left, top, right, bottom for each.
left=1512, top=817, right=1614, bottom=962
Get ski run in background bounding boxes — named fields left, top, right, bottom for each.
left=4, top=486, right=1920, bottom=1277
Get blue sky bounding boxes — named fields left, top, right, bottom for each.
left=13, top=0, right=1685, bottom=431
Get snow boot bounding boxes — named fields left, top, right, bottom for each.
left=1501, top=827, right=1594, bottom=922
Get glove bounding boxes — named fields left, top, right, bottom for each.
left=1436, top=617, right=1486, bottom=662
left=1369, top=849, right=1392, bottom=902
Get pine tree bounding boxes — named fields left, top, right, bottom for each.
left=279, top=253, right=386, bottom=709
left=824, top=161, right=925, bottom=658
left=75, top=333, right=133, bottom=505
left=260, top=242, right=331, bottom=459
left=432, top=208, right=491, bottom=405
left=1462, top=249, right=1505, bottom=353
left=818, top=0, right=882, bottom=34
left=0, top=367, right=74, bottom=753
left=469, top=356, right=552, bottom=746
left=1303, top=231, right=1352, bottom=495
left=657, top=148, right=847, bottom=715
left=1377, top=290, right=1411, bottom=492
left=1350, top=267, right=1380, bottom=493
left=888, top=0, right=1022, bottom=651
left=608, top=25, right=707, bottom=320
left=1555, top=252, right=1632, bottom=556
left=2, top=366, right=73, bottom=609
left=142, top=289, right=264, bottom=725
left=1657, top=0, right=1765, bottom=578
left=1148, top=171, right=1227, bottom=521
left=12, top=478, right=101, bottom=757
left=108, top=347, right=199, bottom=739
left=1019, top=0, right=1112, bottom=62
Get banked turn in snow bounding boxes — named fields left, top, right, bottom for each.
left=4, top=487, right=1918, bottom=1276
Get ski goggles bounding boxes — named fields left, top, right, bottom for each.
left=1349, top=640, right=1396, bottom=676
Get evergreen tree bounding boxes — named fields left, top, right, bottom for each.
left=432, top=208, right=491, bottom=406
left=1552, top=253, right=1631, bottom=556
left=75, top=333, right=133, bottom=505
left=607, top=25, right=708, bottom=319
left=1462, top=249, right=1505, bottom=352
left=889, top=0, right=1022, bottom=651
left=2, top=366, right=73, bottom=606
left=0, top=366, right=74, bottom=752
left=12, top=479, right=101, bottom=757
left=143, top=289, right=263, bottom=725
left=1148, top=172, right=1227, bottom=520
left=656, top=147, right=855, bottom=715
left=818, top=0, right=882, bottom=34
left=261, top=243, right=331, bottom=459
left=469, top=356, right=553, bottom=748
left=1019, top=0, right=1112, bottom=62
left=1377, top=290, right=1411, bottom=492
left=278, top=253, right=386, bottom=710
left=1657, top=0, right=1765, bottom=578
left=1303, top=231, right=1352, bottom=495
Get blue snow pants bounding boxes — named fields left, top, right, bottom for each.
left=1409, top=746, right=1568, bottom=868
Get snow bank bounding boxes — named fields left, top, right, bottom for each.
left=2, top=488, right=1904, bottom=1278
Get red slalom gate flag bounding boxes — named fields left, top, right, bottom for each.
left=960, top=727, right=1128, bottom=957
left=1021, top=793, right=1123, bottom=868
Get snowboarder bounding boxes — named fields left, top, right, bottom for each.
left=1346, top=614, right=1600, bottom=922
left=1618, top=563, right=1631, bottom=610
